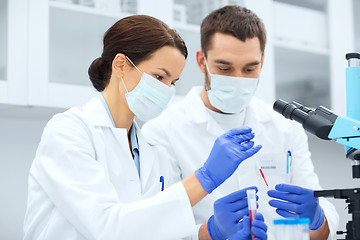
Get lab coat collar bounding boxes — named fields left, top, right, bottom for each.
left=82, top=97, right=154, bottom=192
left=82, top=97, right=115, bottom=128
left=184, top=87, right=210, bottom=124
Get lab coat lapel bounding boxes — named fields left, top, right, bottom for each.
left=82, top=97, right=141, bottom=182
left=134, top=122, right=154, bottom=192
left=110, top=127, right=140, bottom=181
left=184, top=87, right=224, bottom=138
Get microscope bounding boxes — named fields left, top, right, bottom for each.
left=273, top=53, right=360, bottom=240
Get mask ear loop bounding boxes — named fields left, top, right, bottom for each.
left=121, top=56, right=142, bottom=94
left=120, top=77, right=129, bottom=94
left=125, top=56, right=143, bottom=75
left=204, top=57, right=212, bottom=91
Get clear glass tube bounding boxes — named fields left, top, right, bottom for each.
left=247, top=189, right=257, bottom=240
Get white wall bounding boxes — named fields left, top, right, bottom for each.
left=0, top=116, right=53, bottom=240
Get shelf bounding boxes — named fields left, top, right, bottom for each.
left=49, top=1, right=127, bottom=19
left=49, top=5, right=120, bottom=87
left=0, top=103, right=65, bottom=121
left=274, top=39, right=329, bottom=56
left=273, top=2, right=328, bottom=52
left=274, top=45, right=330, bottom=108
left=43, top=83, right=98, bottom=108
left=173, top=22, right=200, bottom=32
left=274, top=0, right=327, bottom=11
left=173, top=0, right=244, bottom=26
left=0, top=81, right=7, bottom=102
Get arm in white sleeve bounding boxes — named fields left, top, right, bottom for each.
left=34, top=115, right=196, bottom=240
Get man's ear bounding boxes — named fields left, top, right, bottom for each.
left=196, top=49, right=206, bottom=74
left=112, top=53, right=127, bottom=78
left=260, top=53, right=265, bottom=70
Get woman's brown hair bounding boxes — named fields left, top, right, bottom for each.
left=88, top=15, right=188, bottom=92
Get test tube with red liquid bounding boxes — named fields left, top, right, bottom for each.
left=247, top=189, right=257, bottom=240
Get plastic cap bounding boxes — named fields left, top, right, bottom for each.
left=273, top=218, right=310, bottom=225
left=346, top=53, right=360, bottom=60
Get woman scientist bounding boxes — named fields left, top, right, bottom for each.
left=23, top=15, right=267, bottom=240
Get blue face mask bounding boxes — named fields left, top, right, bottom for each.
left=205, top=58, right=259, bottom=114
left=121, top=56, right=175, bottom=122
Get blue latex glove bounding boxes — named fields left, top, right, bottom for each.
left=229, top=213, right=268, bottom=240
left=268, top=184, right=325, bottom=230
left=195, top=127, right=262, bottom=193
left=207, top=187, right=258, bottom=240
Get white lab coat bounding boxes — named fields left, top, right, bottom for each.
left=23, top=97, right=197, bottom=240
left=142, top=87, right=339, bottom=240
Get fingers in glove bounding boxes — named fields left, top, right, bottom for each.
left=267, top=190, right=305, bottom=204
left=232, top=132, right=255, bottom=144
left=238, top=141, right=255, bottom=151
left=254, top=212, right=265, bottom=222
left=268, top=199, right=303, bottom=214
left=252, top=226, right=268, bottom=240
left=221, top=186, right=258, bottom=203
left=226, top=126, right=252, bottom=137
left=275, top=184, right=312, bottom=195
left=241, top=145, right=262, bottom=158
left=252, top=219, right=267, bottom=232
left=275, top=208, right=299, bottom=218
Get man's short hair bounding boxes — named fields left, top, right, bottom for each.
left=201, top=5, right=266, bottom=56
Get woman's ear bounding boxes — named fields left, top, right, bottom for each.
left=112, top=53, right=127, bottom=78
left=196, top=49, right=206, bottom=74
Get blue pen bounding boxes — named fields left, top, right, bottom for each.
left=160, top=176, right=164, bottom=191
left=286, top=150, right=292, bottom=174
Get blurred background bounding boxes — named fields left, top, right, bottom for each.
left=0, top=0, right=359, bottom=239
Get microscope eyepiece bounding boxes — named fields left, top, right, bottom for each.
left=273, top=99, right=337, bottom=140
left=345, top=52, right=360, bottom=60
left=273, top=99, right=309, bottom=124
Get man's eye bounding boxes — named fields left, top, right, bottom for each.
left=245, top=68, right=256, bottom=72
left=218, top=67, right=231, bottom=72
left=155, top=74, right=164, bottom=80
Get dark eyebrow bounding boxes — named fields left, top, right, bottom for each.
left=244, top=61, right=261, bottom=67
left=214, top=60, right=261, bottom=67
left=214, top=60, right=232, bottom=65
left=157, top=68, right=171, bottom=77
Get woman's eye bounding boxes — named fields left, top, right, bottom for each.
left=155, top=74, right=164, bottom=80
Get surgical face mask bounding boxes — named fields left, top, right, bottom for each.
left=205, top=58, right=259, bottom=114
left=121, top=56, right=175, bottom=122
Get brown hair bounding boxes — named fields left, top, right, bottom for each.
left=88, top=15, right=188, bottom=92
left=201, top=5, right=266, bottom=57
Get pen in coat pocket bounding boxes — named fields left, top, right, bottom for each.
left=160, top=176, right=164, bottom=191
left=286, top=150, right=292, bottom=174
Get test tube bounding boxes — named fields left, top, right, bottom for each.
left=247, top=189, right=257, bottom=240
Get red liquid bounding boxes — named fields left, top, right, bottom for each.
left=259, top=169, right=269, bottom=188
left=249, top=209, right=257, bottom=240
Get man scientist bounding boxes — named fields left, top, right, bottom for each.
left=142, top=5, right=339, bottom=240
